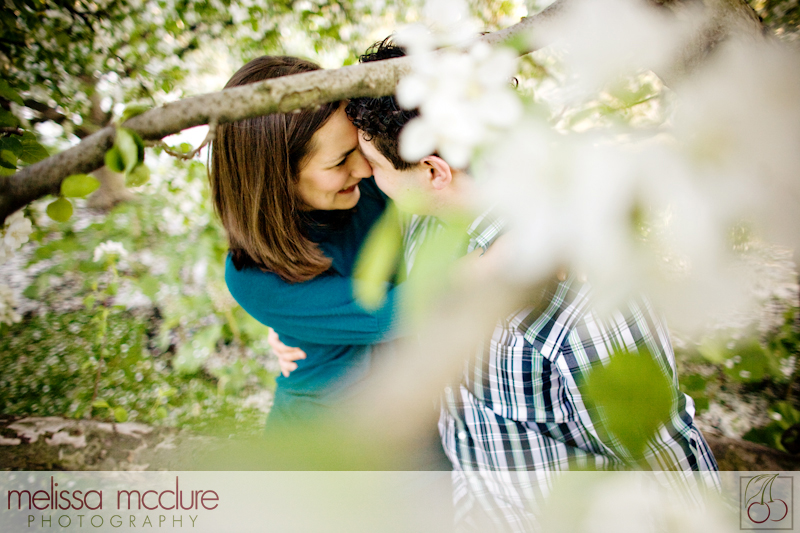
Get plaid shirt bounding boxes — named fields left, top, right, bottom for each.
left=405, top=211, right=720, bottom=531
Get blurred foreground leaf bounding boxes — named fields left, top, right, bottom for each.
left=353, top=203, right=403, bottom=310
left=61, top=174, right=100, bottom=198
left=115, top=127, right=144, bottom=174
left=583, top=349, right=673, bottom=461
left=104, top=146, right=125, bottom=173
left=126, top=163, right=151, bottom=187
left=401, top=215, right=470, bottom=325
left=46, top=197, right=73, bottom=222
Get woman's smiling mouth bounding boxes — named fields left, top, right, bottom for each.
left=337, top=181, right=360, bottom=194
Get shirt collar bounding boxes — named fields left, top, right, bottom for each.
left=466, top=207, right=506, bottom=255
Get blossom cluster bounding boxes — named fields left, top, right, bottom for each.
left=394, top=0, right=521, bottom=168
left=0, top=284, right=21, bottom=326
left=400, top=0, right=800, bottom=331
left=0, top=210, right=34, bottom=266
left=93, top=240, right=128, bottom=264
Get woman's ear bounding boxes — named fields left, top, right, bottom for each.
left=421, top=155, right=453, bottom=191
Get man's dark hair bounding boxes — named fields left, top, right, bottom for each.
left=346, top=37, right=419, bottom=171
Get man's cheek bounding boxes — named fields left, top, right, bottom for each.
left=374, top=175, right=393, bottom=198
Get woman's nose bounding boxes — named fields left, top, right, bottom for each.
left=350, top=149, right=373, bottom=178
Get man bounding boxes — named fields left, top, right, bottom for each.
left=276, top=38, right=720, bottom=530
left=346, top=38, right=720, bottom=530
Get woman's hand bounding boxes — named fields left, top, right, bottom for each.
left=268, top=329, right=307, bottom=377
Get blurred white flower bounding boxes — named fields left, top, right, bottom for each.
left=672, top=38, right=800, bottom=251
left=540, top=0, right=697, bottom=102
left=93, top=240, right=128, bottom=263
left=541, top=471, right=733, bottom=533
left=0, top=284, right=21, bottom=325
left=3, top=210, right=33, bottom=251
left=395, top=0, right=478, bottom=55
left=398, top=41, right=522, bottom=167
left=473, top=114, right=761, bottom=329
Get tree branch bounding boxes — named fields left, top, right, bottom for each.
left=0, top=0, right=764, bottom=221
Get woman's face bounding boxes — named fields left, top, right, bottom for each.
left=297, top=104, right=373, bottom=211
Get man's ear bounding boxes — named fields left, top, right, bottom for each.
left=421, top=155, right=453, bottom=191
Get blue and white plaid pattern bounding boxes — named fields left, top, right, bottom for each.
left=404, top=211, right=721, bottom=531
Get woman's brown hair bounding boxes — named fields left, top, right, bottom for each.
left=210, top=56, right=339, bottom=282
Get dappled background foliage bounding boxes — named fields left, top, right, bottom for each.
left=0, top=0, right=529, bottom=438
left=1, top=0, right=799, bottom=458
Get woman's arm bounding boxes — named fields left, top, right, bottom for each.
left=225, top=254, right=404, bottom=345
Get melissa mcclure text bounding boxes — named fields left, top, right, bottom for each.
left=7, top=476, right=219, bottom=511
left=7, top=476, right=217, bottom=529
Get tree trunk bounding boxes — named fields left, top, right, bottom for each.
left=86, top=166, right=135, bottom=210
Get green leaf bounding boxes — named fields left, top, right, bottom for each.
left=61, top=173, right=100, bottom=197
left=120, top=103, right=151, bottom=123
left=113, top=406, right=129, bottom=423
left=353, top=203, right=403, bottom=310
left=400, top=214, right=471, bottom=324
left=104, top=146, right=125, bottom=173
left=46, top=197, right=73, bottom=222
left=55, top=32, right=70, bottom=48
left=0, top=109, right=19, bottom=128
left=92, top=399, right=110, bottom=409
left=0, top=135, right=22, bottom=157
left=0, top=149, right=16, bottom=170
left=125, top=163, right=150, bottom=187
left=115, top=127, right=143, bottom=174
left=679, top=373, right=707, bottom=393
left=697, top=336, right=727, bottom=364
left=18, top=132, right=49, bottom=164
left=582, top=349, right=674, bottom=460
left=0, top=80, right=24, bottom=105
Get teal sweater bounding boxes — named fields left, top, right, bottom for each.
left=225, top=178, right=401, bottom=425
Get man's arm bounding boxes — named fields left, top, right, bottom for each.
left=558, top=293, right=719, bottom=475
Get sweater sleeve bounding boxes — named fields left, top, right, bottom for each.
left=225, top=255, right=404, bottom=345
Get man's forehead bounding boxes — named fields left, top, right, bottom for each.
left=357, top=133, right=380, bottom=158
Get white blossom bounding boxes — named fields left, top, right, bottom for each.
left=395, top=0, right=478, bottom=55
left=539, top=0, right=697, bottom=102
left=397, top=40, right=522, bottom=168
left=0, top=284, right=21, bottom=326
left=3, top=210, right=33, bottom=251
left=93, top=241, right=128, bottom=263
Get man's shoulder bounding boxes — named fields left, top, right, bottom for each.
left=514, top=277, right=669, bottom=361
left=515, top=276, right=593, bottom=356
left=466, top=209, right=505, bottom=254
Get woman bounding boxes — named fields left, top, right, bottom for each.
left=210, top=56, right=403, bottom=428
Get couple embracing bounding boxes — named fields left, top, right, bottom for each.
left=210, top=38, right=720, bottom=530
